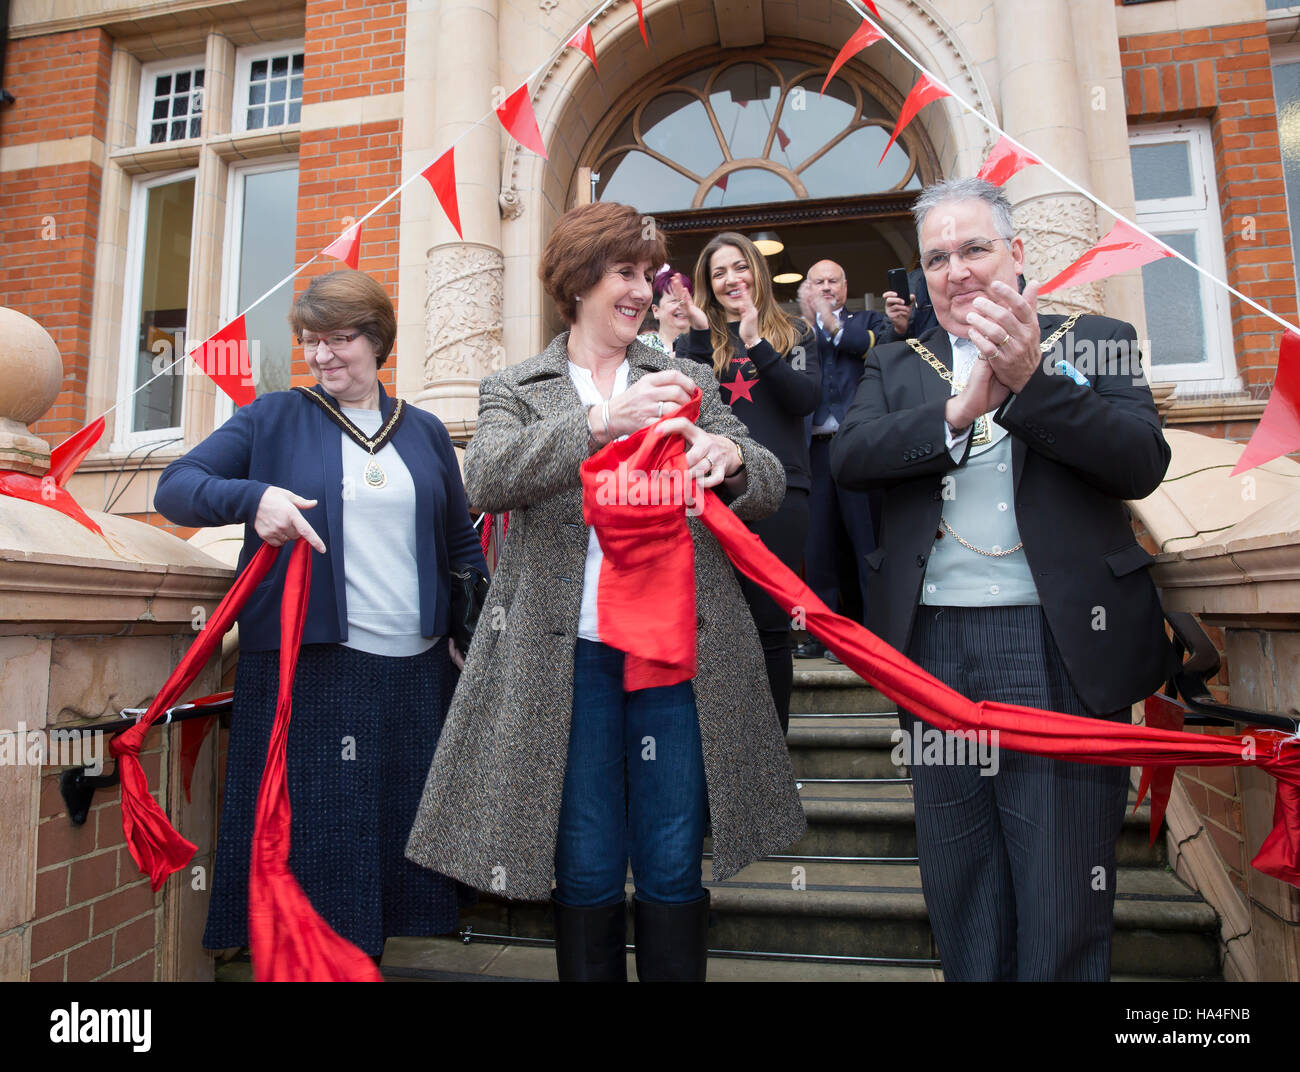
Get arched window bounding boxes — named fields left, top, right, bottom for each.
left=589, top=55, right=924, bottom=212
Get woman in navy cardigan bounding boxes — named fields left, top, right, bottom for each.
left=155, top=269, right=486, bottom=964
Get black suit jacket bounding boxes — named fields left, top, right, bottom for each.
left=829, top=314, right=1178, bottom=715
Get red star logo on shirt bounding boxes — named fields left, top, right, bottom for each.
left=721, top=369, right=757, bottom=404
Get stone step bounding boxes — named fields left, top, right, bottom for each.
left=377, top=937, right=943, bottom=982
left=455, top=860, right=1218, bottom=979
left=749, top=782, right=1169, bottom=868
left=791, top=663, right=894, bottom=716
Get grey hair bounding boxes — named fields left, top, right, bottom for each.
left=912, top=178, right=1015, bottom=246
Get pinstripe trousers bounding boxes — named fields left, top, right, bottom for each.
left=902, top=605, right=1131, bottom=982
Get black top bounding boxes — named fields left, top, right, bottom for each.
left=677, top=321, right=820, bottom=492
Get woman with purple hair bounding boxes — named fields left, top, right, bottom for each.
left=637, top=265, right=693, bottom=356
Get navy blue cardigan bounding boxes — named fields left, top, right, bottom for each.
left=154, top=383, right=486, bottom=653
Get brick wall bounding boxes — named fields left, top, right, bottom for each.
left=1122, top=20, right=1287, bottom=903
left=30, top=742, right=165, bottom=982
left=0, top=29, right=111, bottom=148
left=0, top=30, right=112, bottom=446
left=292, top=120, right=404, bottom=394
left=1121, top=21, right=1297, bottom=397
left=303, top=0, right=405, bottom=104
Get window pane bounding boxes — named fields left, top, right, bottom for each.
left=189, top=117, right=202, bottom=138
left=1272, top=60, right=1300, bottom=300
left=1131, top=141, right=1194, bottom=201
left=249, top=81, right=266, bottom=106
left=155, top=75, right=171, bottom=96
left=271, top=55, right=288, bottom=78
left=709, top=63, right=781, bottom=160
left=777, top=75, right=856, bottom=166
left=639, top=92, right=722, bottom=177
left=132, top=178, right=194, bottom=433
left=1141, top=230, right=1206, bottom=367
left=175, top=71, right=190, bottom=93
left=290, top=76, right=303, bottom=101
left=269, top=79, right=286, bottom=103
left=247, top=109, right=265, bottom=130
left=266, top=104, right=285, bottom=126
left=151, top=123, right=166, bottom=144
left=799, top=125, right=912, bottom=197
left=251, top=59, right=268, bottom=80
left=292, top=53, right=304, bottom=74
left=172, top=94, right=189, bottom=117
left=237, top=167, right=299, bottom=396
left=288, top=101, right=301, bottom=124
left=170, top=119, right=187, bottom=140
left=596, top=149, right=698, bottom=211
left=700, top=167, right=796, bottom=208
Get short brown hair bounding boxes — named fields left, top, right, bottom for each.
left=289, top=269, right=397, bottom=366
left=539, top=203, right=668, bottom=325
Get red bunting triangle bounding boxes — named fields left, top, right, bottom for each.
left=323, top=221, right=362, bottom=269
left=976, top=135, right=1042, bottom=187
left=1232, top=332, right=1300, bottom=475
left=189, top=315, right=255, bottom=407
left=775, top=126, right=791, bottom=152
left=880, top=74, right=950, bottom=165
left=863, top=0, right=880, bottom=14
left=496, top=83, right=548, bottom=160
left=1038, top=218, right=1171, bottom=295
left=633, top=0, right=648, bottom=46
left=421, top=147, right=463, bottom=239
left=48, top=415, right=105, bottom=487
left=567, top=24, right=598, bottom=71
left=823, top=18, right=884, bottom=94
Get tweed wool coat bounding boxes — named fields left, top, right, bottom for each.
left=406, top=333, right=808, bottom=901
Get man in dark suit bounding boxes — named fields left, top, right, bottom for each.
left=830, top=178, right=1177, bottom=981
left=794, top=261, right=902, bottom=658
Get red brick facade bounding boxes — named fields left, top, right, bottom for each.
left=29, top=744, right=163, bottom=982
left=0, top=29, right=112, bottom=445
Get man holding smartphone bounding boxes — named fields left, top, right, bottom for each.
left=795, top=261, right=906, bottom=652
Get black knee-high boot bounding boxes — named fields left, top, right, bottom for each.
left=632, top=892, right=710, bottom=982
left=552, top=896, right=628, bottom=982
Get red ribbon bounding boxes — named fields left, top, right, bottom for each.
left=111, top=538, right=378, bottom=979
left=248, top=540, right=381, bottom=981
left=0, top=470, right=106, bottom=537
left=110, top=543, right=282, bottom=890
left=580, top=390, right=1300, bottom=888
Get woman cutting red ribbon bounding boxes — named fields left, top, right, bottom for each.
left=405, top=202, right=806, bottom=982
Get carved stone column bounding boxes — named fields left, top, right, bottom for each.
left=996, top=0, right=1102, bottom=317
left=422, top=243, right=506, bottom=436
left=404, top=0, right=504, bottom=432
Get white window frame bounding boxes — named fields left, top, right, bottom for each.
left=1129, top=121, right=1238, bottom=390
left=232, top=40, right=306, bottom=135
left=114, top=168, right=198, bottom=451
left=216, top=155, right=300, bottom=426
left=136, top=55, right=206, bottom=148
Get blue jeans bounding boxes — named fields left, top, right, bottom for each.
left=553, top=640, right=708, bottom=907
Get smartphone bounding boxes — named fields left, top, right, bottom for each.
left=886, top=267, right=910, bottom=299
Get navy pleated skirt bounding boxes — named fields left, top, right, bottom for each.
left=203, top=642, right=461, bottom=954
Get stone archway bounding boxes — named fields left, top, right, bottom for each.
left=502, top=0, right=1001, bottom=360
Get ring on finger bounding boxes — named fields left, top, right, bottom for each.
left=657, top=401, right=664, bottom=418
left=998, top=333, right=1012, bottom=349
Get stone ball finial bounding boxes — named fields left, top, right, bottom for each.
left=0, top=306, right=65, bottom=475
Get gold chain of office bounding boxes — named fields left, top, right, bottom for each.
left=911, top=313, right=1082, bottom=559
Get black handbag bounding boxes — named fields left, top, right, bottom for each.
left=449, top=564, right=490, bottom=655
